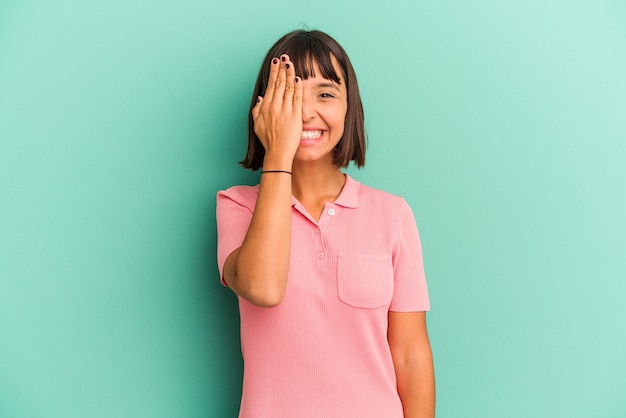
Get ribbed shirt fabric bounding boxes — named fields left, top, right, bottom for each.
left=216, top=175, right=430, bottom=418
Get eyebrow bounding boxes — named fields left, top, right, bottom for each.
left=317, top=82, right=341, bottom=91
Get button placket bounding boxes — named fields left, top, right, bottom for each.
left=313, top=223, right=327, bottom=268
left=314, top=205, right=338, bottom=268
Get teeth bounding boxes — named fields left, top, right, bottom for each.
left=301, top=130, right=323, bottom=140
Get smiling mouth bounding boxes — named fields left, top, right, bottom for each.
left=301, top=130, right=323, bottom=140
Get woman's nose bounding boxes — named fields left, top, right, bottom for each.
left=301, top=96, right=315, bottom=122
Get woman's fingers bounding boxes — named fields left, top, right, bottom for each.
left=282, top=57, right=296, bottom=109
left=271, top=55, right=289, bottom=109
left=292, top=76, right=302, bottom=116
left=263, top=57, right=280, bottom=103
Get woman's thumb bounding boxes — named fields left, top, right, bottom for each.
left=251, top=96, right=262, bottom=121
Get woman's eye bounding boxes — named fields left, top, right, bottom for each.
left=320, top=93, right=334, bottom=98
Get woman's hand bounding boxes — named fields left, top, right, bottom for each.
left=251, top=54, right=303, bottom=169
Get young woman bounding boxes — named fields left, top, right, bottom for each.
left=216, top=30, right=435, bottom=418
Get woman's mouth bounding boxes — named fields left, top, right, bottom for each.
left=301, top=130, right=323, bottom=140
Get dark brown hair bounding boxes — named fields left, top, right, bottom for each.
left=240, top=30, right=366, bottom=170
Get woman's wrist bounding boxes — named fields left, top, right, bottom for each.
left=262, top=170, right=292, bottom=175
left=262, top=154, right=293, bottom=173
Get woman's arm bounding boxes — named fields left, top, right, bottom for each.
left=222, top=55, right=302, bottom=307
left=388, top=311, right=435, bottom=418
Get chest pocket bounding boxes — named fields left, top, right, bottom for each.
left=336, top=252, right=394, bottom=309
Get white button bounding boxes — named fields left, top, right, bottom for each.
left=328, top=208, right=335, bottom=216
left=318, top=251, right=325, bottom=259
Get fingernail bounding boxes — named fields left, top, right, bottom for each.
left=285, top=63, right=290, bottom=69
left=281, top=56, right=286, bottom=62
left=272, top=58, right=278, bottom=64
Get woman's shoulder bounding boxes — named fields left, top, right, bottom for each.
left=352, top=177, right=409, bottom=209
left=351, top=178, right=419, bottom=232
left=216, top=184, right=260, bottom=207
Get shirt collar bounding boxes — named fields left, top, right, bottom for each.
left=334, top=174, right=359, bottom=208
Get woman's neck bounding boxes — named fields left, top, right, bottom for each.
left=291, top=161, right=346, bottom=220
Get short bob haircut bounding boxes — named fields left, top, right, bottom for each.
left=240, top=30, right=366, bottom=170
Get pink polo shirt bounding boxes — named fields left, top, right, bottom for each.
left=216, top=174, right=430, bottom=418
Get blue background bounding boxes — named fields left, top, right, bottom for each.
left=1, top=1, right=625, bottom=416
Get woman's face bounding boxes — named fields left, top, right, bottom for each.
left=293, top=55, right=348, bottom=166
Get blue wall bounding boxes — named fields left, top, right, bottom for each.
left=1, top=1, right=625, bottom=416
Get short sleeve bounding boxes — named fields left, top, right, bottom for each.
left=389, top=198, right=430, bottom=312
left=216, top=186, right=257, bottom=286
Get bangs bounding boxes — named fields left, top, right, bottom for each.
left=280, top=35, right=342, bottom=84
